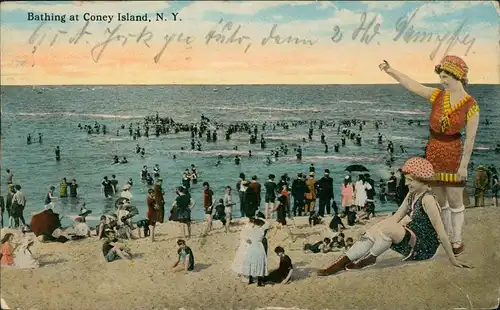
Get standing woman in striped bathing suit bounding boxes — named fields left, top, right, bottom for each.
left=379, top=55, right=480, bottom=256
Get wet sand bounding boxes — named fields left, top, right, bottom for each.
left=1, top=205, right=499, bottom=310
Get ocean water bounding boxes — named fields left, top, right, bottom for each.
left=1, top=84, right=499, bottom=225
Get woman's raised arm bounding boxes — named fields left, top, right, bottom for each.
left=379, top=61, right=436, bottom=100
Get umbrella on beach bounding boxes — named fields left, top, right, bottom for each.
left=345, top=164, right=370, bottom=173
left=30, top=209, right=61, bottom=237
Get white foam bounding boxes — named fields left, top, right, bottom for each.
left=377, top=109, right=426, bottom=115
left=16, top=112, right=145, bottom=119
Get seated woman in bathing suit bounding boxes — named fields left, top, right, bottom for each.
left=317, top=157, right=472, bottom=276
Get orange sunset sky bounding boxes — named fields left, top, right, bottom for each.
left=1, top=1, right=499, bottom=85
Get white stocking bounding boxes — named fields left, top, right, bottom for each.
left=345, top=232, right=374, bottom=261
left=450, top=207, right=465, bottom=245
left=440, top=204, right=452, bottom=237
left=369, top=232, right=393, bottom=257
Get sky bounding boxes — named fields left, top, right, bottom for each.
left=1, top=1, right=499, bottom=85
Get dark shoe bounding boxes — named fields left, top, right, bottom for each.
left=453, top=243, right=465, bottom=256
left=257, top=277, right=265, bottom=287
left=317, top=255, right=351, bottom=276
left=248, top=276, right=254, bottom=285
left=345, top=254, right=377, bottom=270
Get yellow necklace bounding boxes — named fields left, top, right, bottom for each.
left=440, top=90, right=471, bottom=132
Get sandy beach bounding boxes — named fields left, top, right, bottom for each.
left=1, top=205, right=499, bottom=310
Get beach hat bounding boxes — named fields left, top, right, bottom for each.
left=401, top=157, right=435, bottom=181
left=123, top=184, right=131, bottom=190
left=324, top=169, right=330, bottom=174
left=434, top=55, right=469, bottom=82
left=74, top=216, right=83, bottom=222
left=79, top=207, right=92, bottom=217
left=297, top=172, right=303, bottom=177
left=256, top=211, right=266, bottom=220
left=477, top=165, right=485, bottom=170
left=344, top=175, right=350, bottom=180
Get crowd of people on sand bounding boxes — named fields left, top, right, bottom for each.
left=1, top=56, right=500, bottom=295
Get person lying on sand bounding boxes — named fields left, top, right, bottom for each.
left=102, top=229, right=132, bottom=263
left=172, top=239, right=194, bottom=273
left=316, top=157, right=472, bottom=276
left=304, top=238, right=332, bottom=254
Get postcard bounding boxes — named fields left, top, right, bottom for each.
left=0, top=1, right=499, bottom=310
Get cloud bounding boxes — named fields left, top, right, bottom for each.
left=177, top=1, right=336, bottom=20
left=360, top=1, right=406, bottom=10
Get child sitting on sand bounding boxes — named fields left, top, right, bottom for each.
left=308, top=211, right=322, bottom=227
left=317, top=157, right=472, bottom=276
left=329, top=213, right=346, bottom=232
left=71, top=216, right=91, bottom=240
left=172, top=239, right=194, bottom=273
left=135, top=219, right=150, bottom=238
left=102, top=229, right=132, bottom=263
left=264, top=246, right=293, bottom=284
left=97, top=215, right=111, bottom=239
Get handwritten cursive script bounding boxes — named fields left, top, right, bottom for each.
left=393, top=7, right=475, bottom=60
left=25, top=10, right=479, bottom=65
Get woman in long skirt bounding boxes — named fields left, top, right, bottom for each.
left=241, top=218, right=268, bottom=286
left=231, top=218, right=253, bottom=276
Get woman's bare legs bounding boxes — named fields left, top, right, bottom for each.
left=265, top=202, right=274, bottom=219
left=431, top=186, right=452, bottom=236
left=114, top=248, right=132, bottom=260
left=184, top=222, right=191, bottom=239
left=225, top=214, right=231, bottom=233
left=204, top=214, right=212, bottom=235
left=149, top=225, right=155, bottom=242
left=445, top=186, right=466, bottom=251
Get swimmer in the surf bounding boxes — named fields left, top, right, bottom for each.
left=112, top=155, right=119, bottom=165
left=140, top=166, right=148, bottom=180
left=153, top=164, right=160, bottom=179
left=121, top=157, right=128, bottom=164
left=215, top=160, right=221, bottom=167
left=266, top=157, right=272, bottom=165
left=146, top=173, right=154, bottom=186
left=140, top=148, right=145, bottom=158
left=55, top=146, right=61, bottom=161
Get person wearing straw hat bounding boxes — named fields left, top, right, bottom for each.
left=317, top=157, right=472, bottom=276
left=78, top=204, right=92, bottom=223
left=120, top=183, right=133, bottom=201
left=379, top=55, right=480, bottom=256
